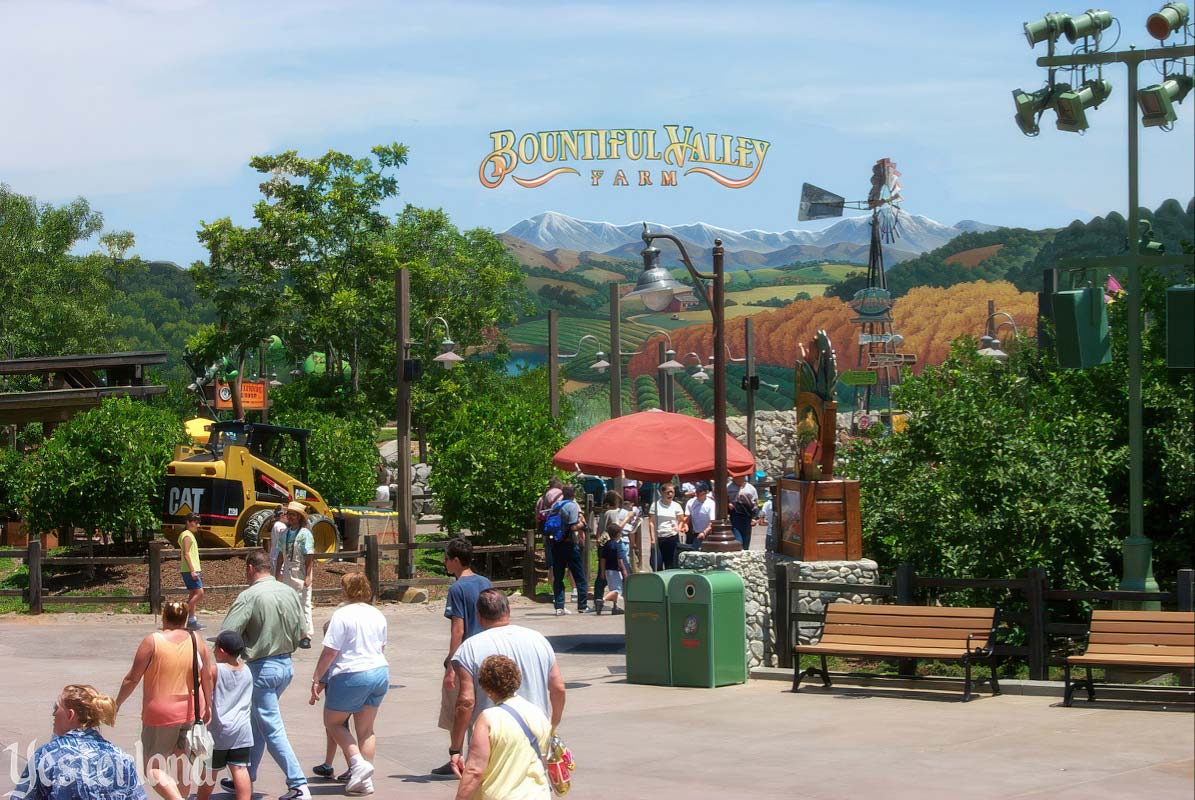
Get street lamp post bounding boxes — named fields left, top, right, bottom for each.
left=1023, top=26, right=1194, bottom=594
left=978, top=309, right=1020, bottom=362
left=627, top=225, right=740, bottom=553
left=395, top=267, right=462, bottom=579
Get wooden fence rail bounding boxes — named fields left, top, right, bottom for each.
left=1, top=530, right=541, bottom=615
left=774, top=563, right=1195, bottom=680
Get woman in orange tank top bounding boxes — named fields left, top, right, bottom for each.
left=116, top=600, right=214, bottom=800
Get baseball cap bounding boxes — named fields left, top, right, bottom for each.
left=695, top=481, right=711, bottom=492
left=214, top=629, right=246, bottom=657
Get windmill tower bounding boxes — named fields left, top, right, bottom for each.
left=798, top=158, right=914, bottom=419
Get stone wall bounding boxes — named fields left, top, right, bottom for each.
left=724, top=409, right=858, bottom=481
left=678, top=550, right=777, bottom=669
left=771, top=555, right=880, bottom=644
left=386, top=462, right=437, bottom=517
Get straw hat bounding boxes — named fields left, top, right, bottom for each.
left=285, top=501, right=309, bottom=525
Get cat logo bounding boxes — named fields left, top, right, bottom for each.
left=167, top=486, right=205, bottom=517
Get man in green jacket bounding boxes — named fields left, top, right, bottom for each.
left=221, top=549, right=309, bottom=800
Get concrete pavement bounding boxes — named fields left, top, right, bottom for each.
left=1, top=600, right=1191, bottom=799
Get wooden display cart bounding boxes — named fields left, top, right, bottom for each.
left=775, top=478, right=862, bottom=561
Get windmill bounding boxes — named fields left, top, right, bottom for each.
left=798, top=158, right=914, bottom=419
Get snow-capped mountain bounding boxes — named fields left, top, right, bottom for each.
left=503, top=211, right=998, bottom=258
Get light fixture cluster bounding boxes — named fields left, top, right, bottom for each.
left=1014, top=4, right=1193, bottom=134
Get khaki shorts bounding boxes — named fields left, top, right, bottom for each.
left=438, top=675, right=461, bottom=731
left=141, top=723, right=188, bottom=764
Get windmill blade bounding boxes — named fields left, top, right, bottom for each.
left=798, top=183, right=845, bottom=221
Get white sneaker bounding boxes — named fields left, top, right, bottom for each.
left=345, top=760, right=375, bottom=794
left=555, top=608, right=570, bottom=616
left=347, top=778, right=375, bottom=795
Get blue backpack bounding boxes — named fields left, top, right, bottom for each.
left=542, top=500, right=569, bottom=542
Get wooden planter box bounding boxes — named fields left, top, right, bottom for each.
left=776, top=478, right=862, bottom=561
left=3, top=522, right=59, bottom=549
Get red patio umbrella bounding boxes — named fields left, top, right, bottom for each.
left=552, top=410, right=755, bottom=483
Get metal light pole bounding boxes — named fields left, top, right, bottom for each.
left=628, top=226, right=740, bottom=552
left=1031, top=39, right=1195, bottom=594
left=610, top=282, right=622, bottom=418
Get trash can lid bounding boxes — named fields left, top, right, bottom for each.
left=625, top=569, right=690, bottom=602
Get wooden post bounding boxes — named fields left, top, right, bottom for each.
left=27, top=538, right=42, bottom=615
left=582, top=494, right=593, bottom=590
left=1025, top=567, right=1048, bottom=681
left=148, top=540, right=163, bottom=616
left=548, top=310, right=560, bottom=418
left=774, top=561, right=792, bottom=669
left=395, top=268, right=413, bottom=581
left=894, top=563, right=915, bottom=676
left=523, top=529, right=537, bottom=598
left=365, top=534, right=380, bottom=596
left=744, top=317, right=756, bottom=456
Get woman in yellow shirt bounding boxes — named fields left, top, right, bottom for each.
left=454, top=655, right=551, bottom=800
left=179, top=512, right=205, bottom=631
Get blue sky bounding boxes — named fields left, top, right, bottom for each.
left=3, top=0, right=1193, bottom=265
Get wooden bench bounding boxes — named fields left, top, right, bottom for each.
left=1064, top=609, right=1195, bottom=706
left=794, top=604, right=1001, bottom=701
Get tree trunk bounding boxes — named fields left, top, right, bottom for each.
left=231, top=351, right=246, bottom=420
left=352, top=336, right=360, bottom=393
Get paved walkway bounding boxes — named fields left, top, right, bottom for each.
left=1, top=601, right=1191, bottom=799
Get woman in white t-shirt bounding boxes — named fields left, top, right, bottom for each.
left=309, top=573, right=389, bottom=795
left=648, top=483, right=685, bottom=570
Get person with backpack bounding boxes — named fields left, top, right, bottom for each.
left=534, top=478, right=563, bottom=571
left=543, top=485, right=589, bottom=615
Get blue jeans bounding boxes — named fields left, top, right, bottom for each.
left=730, top=513, right=752, bottom=550
left=247, top=655, right=306, bottom=789
left=551, top=540, right=588, bottom=610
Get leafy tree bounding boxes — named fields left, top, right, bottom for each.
left=0, top=185, right=134, bottom=360
left=427, top=368, right=569, bottom=543
left=191, top=144, right=410, bottom=414
left=845, top=264, right=1193, bottom=588
left=15, top=398, right=187, bottom=542
left=272, top=410, right=378, bottom=507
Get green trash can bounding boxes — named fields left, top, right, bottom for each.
left=668, top=570, right=747, bottom=688
left=624, top=570, right=686, bottom=686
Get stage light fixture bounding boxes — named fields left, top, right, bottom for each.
left=1138, top=74, right=1194, bottom=126
left=1147, top=2, right=1190, bottom=40
left=1013, top=86, right=1056, bottom=135
left=1024, top=12, right=1071, bottom=46
left=1063, top=9, right=1114, bottom=42
left=1054, top=79, right=1113, bottom=132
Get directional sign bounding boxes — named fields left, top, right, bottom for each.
left=868, top=353, right=917, bottom=368
left=840, top=370, right=878, bottom=386
left=858, top=333, right=894, bottom=345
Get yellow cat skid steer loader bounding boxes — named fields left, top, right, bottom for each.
left=161, top=421, right=339, bottom=553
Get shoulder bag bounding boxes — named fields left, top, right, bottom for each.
left=498, top=703, right=575, bottom=796
left=183, top=632, right=214, bottom=767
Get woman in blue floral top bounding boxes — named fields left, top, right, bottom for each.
left=11, top=684, right=147, bottom=800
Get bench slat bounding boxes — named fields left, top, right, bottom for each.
left=823, top=623, right=991, bottom=640
left=1069, top=652, right=1195, bottom=667
left=823, top=605, right=996, bottom=618
left=796, top=643, right=972, bottom=659
left=1083, top=642, right=1195, bottom=657
left=1090, top=632, right=1195, bottom=647
left=1088, top=620, right=1195, bottom=635
left=819, top=634, right=987, bottom=651
left=823, top=613, right=994, bottom=630
left=1091, top=610, right=1195, bottom=624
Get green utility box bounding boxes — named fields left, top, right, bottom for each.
left=1052, top=287, right=1111, bottom=369
left=1166, top=285, right=1194, bottom=370
left=624, top=570, right=686, bottom=686
left=668, top=570, right=748, bottom=688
